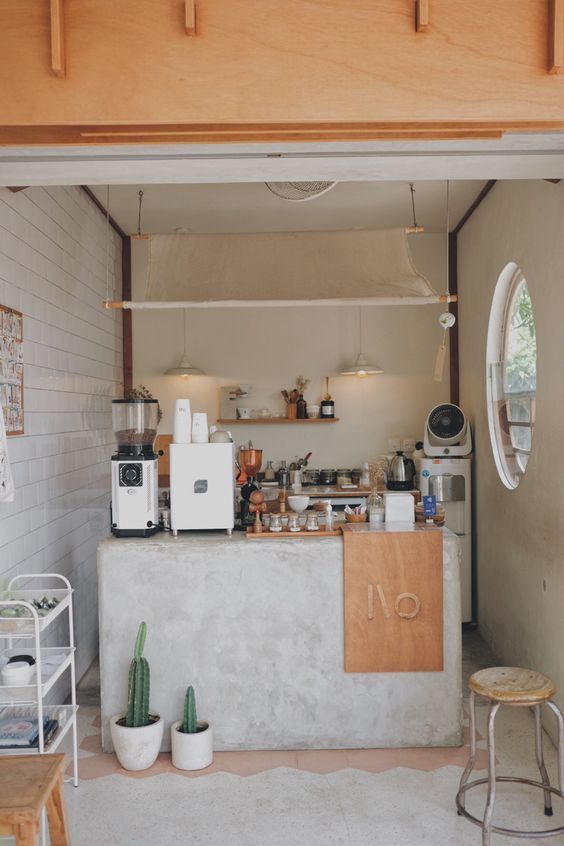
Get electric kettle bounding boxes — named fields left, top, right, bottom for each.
left=386, top=451, right=416, bottom=491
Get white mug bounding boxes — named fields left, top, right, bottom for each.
left=173, top=399, right=191, bottom=444
left=191, top=412, right=209, bottom=444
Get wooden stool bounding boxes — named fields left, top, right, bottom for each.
left=0, top=753, right=69, bottom=845
left=456, top=667, right=564, bottom=845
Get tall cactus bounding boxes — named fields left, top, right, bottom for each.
left=125, top=622, right=150, bottom=728
left=181, top=685, right=198, bottom=734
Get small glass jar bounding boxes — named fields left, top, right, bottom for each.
left=305, top=513, right=319, bottom=532
left=337, top=468, right=352, bottom=487
left=262, top=512, right=271, bottom=529
left=368, top=491, right=385, bottom=524
left=280, top=514, right=289, bottom=529
left=288, top=514, right=300, bottom=532
left=269, top=514, right=282, bottom=532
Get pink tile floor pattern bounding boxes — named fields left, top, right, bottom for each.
left=68, top=709, right=487, bottom=782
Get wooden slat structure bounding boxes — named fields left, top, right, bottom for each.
left=1, top=1, right=564, bottom=144
left=415, top=0, right=429, bottom=32
left=548, top=0, right=564, bottom=73
left=185, top=0, right=196, bottom=35
left=49, top=0, right=65, bottom=78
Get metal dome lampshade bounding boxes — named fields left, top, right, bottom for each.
left=340, top=309, right=383, bottom=377
left=164, top=353, right=205, bottom=377
left=164, top=310, right=205, bottom=377
left=340, top=353, right=383, bottom=377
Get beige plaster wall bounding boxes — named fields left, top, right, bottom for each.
left=131, top=234, right=449, bottom=468
left=458, top=180, right=564, bottom=705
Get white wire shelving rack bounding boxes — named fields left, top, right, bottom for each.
left=0, top=573, right=79, bottom=787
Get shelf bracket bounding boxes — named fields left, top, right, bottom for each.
left=548, top=0, right=563, bottom=73
left=50, top=0, right=66, bottom=78
left=185, top=0, right=197, bottom=35
left=415, top=0, right=429, bottom=33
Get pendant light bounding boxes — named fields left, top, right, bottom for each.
left=164, top=309, right=205, bottom=377
left=340, top=308, right=383, bottom=376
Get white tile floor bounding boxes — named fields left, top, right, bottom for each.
left=5, top=633, right=564, bottom=845
left=62, top=703, right=564, bottom=846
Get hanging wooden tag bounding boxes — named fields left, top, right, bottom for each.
left=434, top=342, right=446, bottom=382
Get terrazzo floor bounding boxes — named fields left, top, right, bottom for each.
left=6, top=633, right=564, bottom=845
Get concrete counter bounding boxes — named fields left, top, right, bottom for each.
left=97, top=528, right=462, bottom=751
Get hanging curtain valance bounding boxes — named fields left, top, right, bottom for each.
left=106, top=229, right=455, bottom=310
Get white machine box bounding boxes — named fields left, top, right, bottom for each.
left=170, top=443, right=234, bottom=534
left=419, top=456, right=472, bottom=622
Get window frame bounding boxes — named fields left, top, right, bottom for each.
left=486, top=263, right=536, bottom=490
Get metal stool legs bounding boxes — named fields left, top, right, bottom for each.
left=482, top=702, right=500, bottom=846
left=458, top=690, right=477, bottom=815
left=456, top=696, right=564, bottom=842
left=535, top=703, right=553, bottom=816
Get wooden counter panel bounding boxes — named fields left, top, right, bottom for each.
left=343, top=529, right=443, bottom=673
left=0, top=0, right=564, bottom=132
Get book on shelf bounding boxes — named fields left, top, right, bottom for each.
left=0, top=714, right=58, bottom=749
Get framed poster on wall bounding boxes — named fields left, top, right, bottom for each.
left=0, top=304, right=24, bottom=436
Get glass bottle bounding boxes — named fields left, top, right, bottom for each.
left=277, top=461, right=289, bottom=487
left=264, top=460, right=276, bottom=481
left=320, top=397, right=335, bottom=418
left=368, top=491, right=385, bottom=525
left=297, top=394, right=307, bottom=419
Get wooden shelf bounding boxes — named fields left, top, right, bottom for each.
left=217, top=418, right=339, bottom=425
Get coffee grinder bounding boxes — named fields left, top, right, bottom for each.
left=111, top=399, right=160, bottom=537
left=238, top=446, right=262, bottom=528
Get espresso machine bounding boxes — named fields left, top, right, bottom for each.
left=111, top=399, right=159, bottom=537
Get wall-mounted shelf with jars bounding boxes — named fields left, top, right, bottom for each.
left=217, top=418, right=340, bottom=425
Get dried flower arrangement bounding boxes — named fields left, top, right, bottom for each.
left=124, top=384, right=163, bottom=424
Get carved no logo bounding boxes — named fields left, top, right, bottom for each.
left=367, top=583, right=421, bottom=621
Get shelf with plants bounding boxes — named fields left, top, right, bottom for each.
left=0, top=574, right=78, bottom=786
left=217, top=417, right=340, bottom=425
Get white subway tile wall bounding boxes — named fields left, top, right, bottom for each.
left=0, top=186, right=123, bottom=682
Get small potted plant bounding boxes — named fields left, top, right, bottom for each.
left=171, top=685, right=213, bottom=771
left=110, top=622, right=163, bottom=771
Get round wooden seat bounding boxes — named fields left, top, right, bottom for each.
left=469, top=666, right=556, bottom=705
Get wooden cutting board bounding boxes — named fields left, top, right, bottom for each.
left=342, top=527, right=443, bottom=673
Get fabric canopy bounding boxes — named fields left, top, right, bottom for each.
left=140, top=229, right=440, bottom=308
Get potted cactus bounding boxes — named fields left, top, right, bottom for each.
left=109, top=622, right=164, bottom=771
left=171, top=685, right=213, bottom=771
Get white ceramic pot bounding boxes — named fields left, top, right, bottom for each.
left=171, top=721, right=213, bottom=771
left=110, top=714, right=164, bottom=771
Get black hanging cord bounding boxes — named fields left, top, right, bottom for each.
left=409, top=183, right=418, bottom=230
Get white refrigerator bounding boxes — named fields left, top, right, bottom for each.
left=419, top=456, right=472, bottom=623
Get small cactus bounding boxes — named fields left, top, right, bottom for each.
left=181, top=685, right=198, bottom=734
left=125, top=622, right=150, bottom=728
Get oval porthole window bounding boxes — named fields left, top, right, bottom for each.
left=486, top=263, right=536, bottom=489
